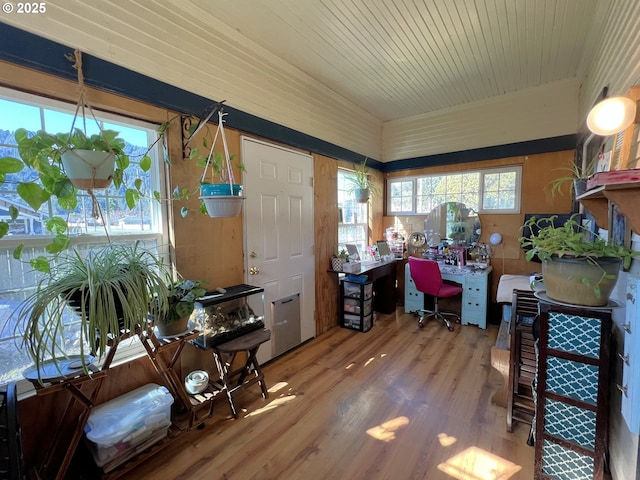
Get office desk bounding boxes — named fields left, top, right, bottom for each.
left=404, top=262, right=492, bottom=328
left=338, top=259, right=398, bottom=314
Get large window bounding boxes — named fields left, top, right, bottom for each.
left=387, top=166, right=522, bottom=215
left=0, top=87, right=168, bottom=384
left=338, top=168, right=368, bottom=253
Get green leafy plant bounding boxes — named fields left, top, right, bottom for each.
left=335, top=248, right=349, bottom=261
left=163, top=279, right=207, bottom=325
left=519, top=214, right=638, bottom=299
left=344, top=158, right=380, bottom=197
left=11, top=242, right=173, bottom=381
left=520, top=214, right=635, bottom=266
left=0, top=128, right=155, bottom=272
left=548, top=159, right=596, bottom=197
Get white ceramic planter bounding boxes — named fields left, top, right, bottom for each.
left=61, top=149, right=116, bottom=189
left=200, top=195, right=244, bottom=217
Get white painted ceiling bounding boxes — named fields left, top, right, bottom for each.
left=3, top=0, right=616, bottom=161
left=188, top=0, right=603, bottom=122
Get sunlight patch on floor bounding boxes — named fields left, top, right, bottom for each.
left=438, top=432, right=457, bottom=447
left=366, top=416, right=410, bottom=442
left=245, top=394, right=297, bottom=417
left=437, top=446, right=522, bottom=480
left=267, top=381, right=288, bottom=393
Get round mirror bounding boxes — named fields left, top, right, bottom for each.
left=423, top=202, right=481, bottom=247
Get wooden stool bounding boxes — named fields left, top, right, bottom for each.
left=212, top=329, right=271, bottom=418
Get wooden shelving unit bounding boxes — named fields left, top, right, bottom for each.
left=577, top=174, right=640, bottom=232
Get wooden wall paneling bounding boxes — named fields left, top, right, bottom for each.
left=169, top=122, right=245, bottom=288
left=383, top=150, right=574, bottom=304
left=369, top=168, right=385, bottom=243
left=314, top=154, right=339, bottom=335
left=0, top=60, right=168, bottom=124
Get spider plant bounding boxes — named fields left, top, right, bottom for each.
left=12, top=242, right=172, bottom=382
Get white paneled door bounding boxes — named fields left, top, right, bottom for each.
left=242, top=137, right=315, bottom=364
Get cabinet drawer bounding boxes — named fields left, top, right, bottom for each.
left=343, top=281, right=372, bottom=300
left=544, top=398, right=596, bottom=449
left=542, top=440, right=594, bottom=479
left=343, top=298, right=372, bottom=316
left=342, top=313, right=373, bottom=332
left=546, top=356, right=598, bottom=404
left=548, top=311, right=601, bottom=358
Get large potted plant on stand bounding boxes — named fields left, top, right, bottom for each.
left=12, top=243, right=173, bottom=383
left=520, top=214, right=638, bottom=306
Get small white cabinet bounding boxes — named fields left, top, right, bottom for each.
left=621, top=275, right=640, bottom=434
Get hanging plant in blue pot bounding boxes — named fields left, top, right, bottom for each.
left=197, top=109, right=246, bottom=217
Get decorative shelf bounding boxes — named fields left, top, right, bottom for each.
left=577, top=172, right=640, bottom=233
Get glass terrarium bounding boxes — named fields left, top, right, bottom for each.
left=191, top=284, right=264, bottom=349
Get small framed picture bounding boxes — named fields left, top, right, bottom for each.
left=609, top=203, right=631, bottom=250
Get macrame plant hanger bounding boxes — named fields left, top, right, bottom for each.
left=200, top=108, right=236, bottom=190
left=65, top=49, right=115, bottom=241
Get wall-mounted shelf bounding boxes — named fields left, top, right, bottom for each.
left=576, top=174, right=640, bottom=232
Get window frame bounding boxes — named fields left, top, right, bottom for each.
left=0, top=86, right=171, bottom=387
left=337, top=167, right=369, bottom=253
left=386, top=165, right=522, bottom=215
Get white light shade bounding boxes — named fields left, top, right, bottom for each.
left=587, top=96, right=637, bottom=135
left=489, top=232, right=502, bottom=245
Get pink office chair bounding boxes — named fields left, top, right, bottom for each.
left=408, top=257, right=462, bottom=332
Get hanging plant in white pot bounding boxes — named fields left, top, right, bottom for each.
left=344, top=158, right=380, bottom=203
left=198, top=109, right=246, bottom=217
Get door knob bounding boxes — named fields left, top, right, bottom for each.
left=249, top=266, right=260, bottom=275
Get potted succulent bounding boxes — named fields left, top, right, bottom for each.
left=154, top=279, right=207, bottom=337
left=344, top=158, right=380, bottom=203
left=519, top=214, right=638, bottom=306
left=11, top=242, right=173, bottom=382
left=331, top=248, right=350, bottom=272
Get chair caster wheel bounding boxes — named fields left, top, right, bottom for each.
left=418, top=321, right=424, bottom=328
left=447, top=326, right=454, bottom=332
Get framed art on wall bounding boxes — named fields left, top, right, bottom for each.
left=610, top=203, right=631, bottom=250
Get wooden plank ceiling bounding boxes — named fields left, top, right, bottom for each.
left=187, top=0, right=602, bottom=122
left=2, top=0, right=609, bottom=161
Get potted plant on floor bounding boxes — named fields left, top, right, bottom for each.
left=11, top=242, right=173, bottom=382
left=344, top=158, right=380, bottom=203
left=519, top=214, right=638, bottom=306
left=154, top=279, right=207, bottom=337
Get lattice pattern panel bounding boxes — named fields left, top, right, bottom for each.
left=548, top=311, right=601, bottom=358
left=546, top=357, right=598, bottom=404
left=542, top=440, right=594, bottom=478
left=544, top=398, right=596, bottom=449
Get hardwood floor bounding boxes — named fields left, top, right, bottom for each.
left=111, top=309, right=535, bottom=479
